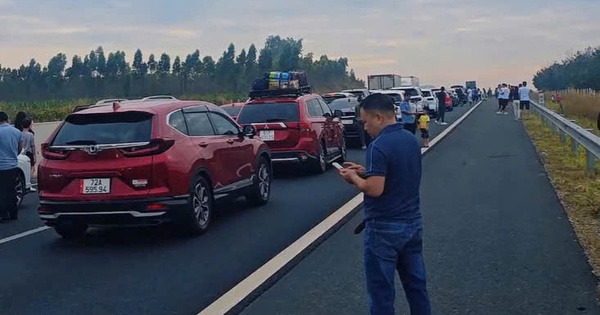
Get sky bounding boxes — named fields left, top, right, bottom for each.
left=1, top=0, right=599, bottom=89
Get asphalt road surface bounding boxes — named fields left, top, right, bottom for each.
left=0, top=105, right=472, bottom=315
left=241, top=100, right=600, bottom=315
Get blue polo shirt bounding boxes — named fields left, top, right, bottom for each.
left=400, top=101, right=415, bottom=124
left=0, top=124, right=23, bottom=170
left=363, top=122, right=422, bottom=222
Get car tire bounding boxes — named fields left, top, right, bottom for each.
left=14, top=171, right=25, bottom=210
left=246, top=157, right=271, bottom=207
left=310, top=142, right=327, bottom=174
left=55, top=223, right=88, bottom=239
left=178, top=175, right=213, bottom=235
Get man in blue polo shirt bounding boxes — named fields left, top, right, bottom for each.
left=0, top=111, right=23, bottom=222
left=339, top=93, right=431, bottom=315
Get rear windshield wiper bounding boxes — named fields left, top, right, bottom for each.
left=265, top=118, right=288, bottom=122
left=64, top=140, right=98, bottom=145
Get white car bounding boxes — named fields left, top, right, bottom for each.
left=370, top=89, right=405, bottom=121
left=420, top=88, right=440, bottom=115
left=16, top=149, right=33, bottom=209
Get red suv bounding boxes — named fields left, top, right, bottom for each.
left=236, top=89, right=346, bottom=173
left=37, top=97, right=272, bottom=238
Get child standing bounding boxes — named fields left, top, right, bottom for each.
left=418, top=113, right=430, bottom=147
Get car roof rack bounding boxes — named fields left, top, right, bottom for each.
left=248, top=86, right=312, bottom=99
left=95, top=98, right=128, bottom=105
left=141, top=95, right=178, bottom=101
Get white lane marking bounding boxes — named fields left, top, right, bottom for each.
left=198, top=100, right=485, bottom=315
left=0, top=226, right=50, bottom=246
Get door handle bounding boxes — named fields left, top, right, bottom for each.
left=226, top=139, right=235, bottom=144
left=198, top=142, right=208, bottom=148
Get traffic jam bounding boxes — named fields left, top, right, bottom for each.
left=30, top=72, right=470, bottom=239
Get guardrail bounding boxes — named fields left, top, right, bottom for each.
left=530, top=100, right=600, bottom=172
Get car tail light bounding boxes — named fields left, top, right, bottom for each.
left=146, top=204, right=168, bottom=211
left=119, top=139, right=175, bottom=158
left=41, top=143, right=70, bottom=160
left=298, top=121, right=313, bottom=137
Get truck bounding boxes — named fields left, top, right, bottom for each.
left=465, top=81, right=477, bottom=89
left=367, top=74, right=402, bottom=90
left=399, top=76, right=420, bottom=87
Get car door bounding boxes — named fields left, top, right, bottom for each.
left=207, top=111, right=255, bottom=184
left=182, top=106, right=237, bottom=190
left=317, top=98, right=340, bottom=155
left=305, top=98, right=329, bottom=152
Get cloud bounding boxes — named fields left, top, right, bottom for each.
left=0, top=0, right=599, bottom=89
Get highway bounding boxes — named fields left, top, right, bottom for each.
left=3, top=100, right=597, bottom=315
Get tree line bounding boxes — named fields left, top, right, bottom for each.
left=0, top=36, right=365, bottom=101
left=533, top=46, right=600, bottom=91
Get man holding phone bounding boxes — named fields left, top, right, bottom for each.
left=338, top=93, right=431, bottom=315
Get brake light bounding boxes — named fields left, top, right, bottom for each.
left=41, top=143, right=70, bottom=160
left=299, top=121, right=313, bottom=138
left=119, top=139, right=175, bottom=157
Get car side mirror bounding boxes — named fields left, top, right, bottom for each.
left=333, top=109, right=343, bottom=118
left=242, top=125, right=257, bottom=138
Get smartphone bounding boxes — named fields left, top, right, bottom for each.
left=332, top=162, right=344, bottom=170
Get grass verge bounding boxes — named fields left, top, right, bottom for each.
left=534, top=91, right=600, bottom=136
left=523, top=114, right=600, bottom=289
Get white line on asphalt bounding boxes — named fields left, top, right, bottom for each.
left=0, top=226, right=50, bottom=246
left=198, top=100, right=485, bottom=315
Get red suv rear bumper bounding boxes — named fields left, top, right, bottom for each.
left=38, top=195, right=189, bottom=227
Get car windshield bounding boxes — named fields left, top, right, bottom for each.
left=52, top=111, right=153, bottom=145
left=422, top=90, right=432, bottom=97
left=399, top=88, right=419, bottom=98
left=222, top=106, right=242, bottom=116
left=329, top=98, right=358, bottom=111
left=237, top=102, right=300, bottom=123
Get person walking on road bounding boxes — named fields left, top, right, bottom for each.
left=418, top=112, right=430, bottom=148
left=519, top=81, right=531, bottom=119
left=435, top=87, right=448, bottom=125
left=497, top=84, right=510, bottom=115
left=338, top=93, right=431, bottom=315
left=0, top=111, right=24, bottom=222
left=511, top=84, right=522, bottom=120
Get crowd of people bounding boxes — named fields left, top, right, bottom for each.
left=494, top=81, right=532, bottom=119
left=0, top=111, right=36, bottom=222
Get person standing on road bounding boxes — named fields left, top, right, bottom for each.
left=519, top=81, right=531, bottom=119
left=418, top=112, right=430, bottom=148
left=435, top=87, right=448, bottom=125
left=0, top=111, right=24, bottom=222
left=400, top=98, right=417, bottom=134
left=512, top=84, right=522, bottom=120
left=338, top=93, right=431, bottom=315
left=497, top=84, right=510, bottom=115
left=21, top=117, right=36, bottom=172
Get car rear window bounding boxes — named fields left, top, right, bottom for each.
left=400, top=89, right=419, bottom=98
left=322, top=95, right=347, bottom=104
left=383, top=93, right=403, bottom=103
left=237, top=102, right=300, bottom=123
left=422, top=90, right=432, bottom=97
left=222, top=106, right=242, bottom=116
left=329, top=98, right=358, bottom=111
left=52, top=111, right=153, bottom=145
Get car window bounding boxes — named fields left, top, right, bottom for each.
left=222, top=106, right=242, bottom=116
left=318, top=99, right=333, bottom=115
left=328, top=98, right=358, bottom=111
left=237, top=102, right=300, bottom=123
left=307, top=99, right=324, bottom=117
left=383, top=93, right=403, bottom=104
left=168, top=110, right=188, bottom=135
left=422, top=90, right=432, bottom=97
left=209, top=113, right=239, bottom=136
left=52, top=111, right=153, bottom=145
left=400, top=89, right=419, bottom=98
left=184, top=112, right=215, bottom=136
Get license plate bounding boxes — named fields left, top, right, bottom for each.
left=342, top=119, right=353, bottom=125
left=260, top=130, right=275, bottom=141
left=81, top=178, right=111, bottom=194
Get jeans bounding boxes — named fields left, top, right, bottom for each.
left=0, top=168, right=18, bottom=220
left=437, top=107, right=445, bottom=122
left=364, top=218, right=431, bottom=315
left=355, top=119, right=367, bottom=147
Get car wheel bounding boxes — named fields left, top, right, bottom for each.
left=246, top=157, right=271, bottom=206
left=14, top=172, right=25, bottom=210
left=311, top=142, right=327, bottom=174
left=178, top=175, right=213, bottom=235
left=55, top=223, right=88, bottom=239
